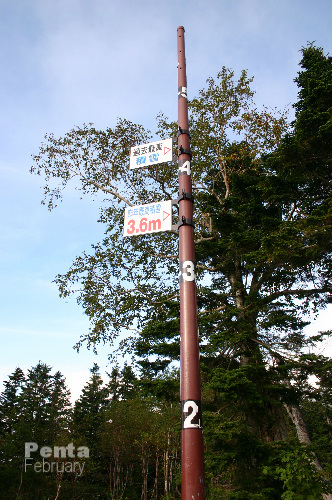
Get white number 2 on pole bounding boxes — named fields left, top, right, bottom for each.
left=182, top=400, right=202, bottom=429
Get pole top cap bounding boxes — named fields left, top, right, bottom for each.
left=177, top=26, right=185, bottom=32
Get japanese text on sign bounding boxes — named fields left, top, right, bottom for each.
left=129, top=138, right=173, bottom=169
left=127, top=203, right=162, bottom=218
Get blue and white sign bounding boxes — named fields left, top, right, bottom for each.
left=129, top=138, right=173, bottom=169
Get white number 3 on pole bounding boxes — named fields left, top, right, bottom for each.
left=179, top=260, right=196, bottom=282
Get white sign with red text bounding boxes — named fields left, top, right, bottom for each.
left=123, top=200, right=172, bottom=236
left=129, top=138, right=173, bottom=169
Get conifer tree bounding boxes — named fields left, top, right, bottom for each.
left=73, top=363, right=109, bottom=450
left=0, top=367, right=25, bottom=435
left=0, top=363, right=72, bottom=500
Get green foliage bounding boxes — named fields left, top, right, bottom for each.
left=0, top=363, right=182, bottom=499
left=1, top=360, right=332, bottom=498
left=262, top=443, right=326, bottom=499
left=0, top=363, right=72, bottom=500
left=27, top=43, right=332, bottom=497
left=73, top=362, right=109, bottom=464
left=101, top=397, right=180, bottom=499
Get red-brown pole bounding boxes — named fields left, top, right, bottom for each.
left=177, top=26, right=206, bottom=500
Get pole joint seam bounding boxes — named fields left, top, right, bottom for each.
left=179, top=145, right=192, bottom=158
left=178, top=215, right=195, bottom=229
left=178, top=190, right=194, bottom=203
left=178, top=126, right=191, bottom=139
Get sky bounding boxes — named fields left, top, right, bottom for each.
left=1, top=0, right=331, bottom=403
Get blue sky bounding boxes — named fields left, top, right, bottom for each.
left=1, top=0, right=331, bottom=402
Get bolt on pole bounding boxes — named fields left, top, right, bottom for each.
left=177, top=26, right=206, bottom=500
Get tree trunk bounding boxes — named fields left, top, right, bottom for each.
left=141, top=451, right=148, bottom=500
left=164, top=429, right=172, bottom=496
left=54, top=468, right=63, bottom=500
left=229, top=262, right=262, bottom=366
left=284, top=402, right=323, bottom=470
left=16, top=461, right=24, bottom=500
left=284, top=400, right=332, bottom=500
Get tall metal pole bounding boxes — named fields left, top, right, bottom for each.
left=177, top=26, right=206, bottom=500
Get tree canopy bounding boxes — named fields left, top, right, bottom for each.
left=30, top=44, right=332, bottom=498
left=31, top=45, right=331, bottom=364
